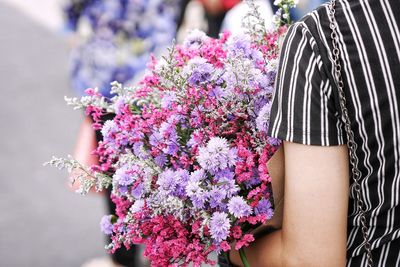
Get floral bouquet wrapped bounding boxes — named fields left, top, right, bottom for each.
left=47, top=1, right=296, bottom=266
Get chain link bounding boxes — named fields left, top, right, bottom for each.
left=329, top=0, right=373, bottom=266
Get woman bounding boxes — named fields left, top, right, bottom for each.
left=227, top=0, right=400, bottom=266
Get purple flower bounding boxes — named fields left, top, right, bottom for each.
left=190, top=191, right=209, bottom=209
left=254, top=199, right=274, bottom=219
left=114, top=98, right=126, bottom=115
left=189, top=169, right=206, bottom=183
left=164, top=142, right=179, bottom=155
left=133, top=141, right=148, bottom=160
left=119, top=185, right=129, bottom=195
left=100, top=215, right=114, bottom=235
left=174, top=169, right=190, bottom=197
left=221, top=70, right=237, bottom=91
left=131, top=183, right=144, bottom=199
left=114, top=165, right=136, bottom=186
left=186, top=169, right=209, bottom=208
left=228, top=196, right=252, bottom=218
left=157, top=169, right=177, bottom=194
left=209, top=186, right=227, bottom=208
left=185, top=57, right=214, bottom=86
left=253, top=96, right=268, bottom=117
left=268, top=136, right=281, bottom=146
left=250, top=49, right=264, bottom=63
left=209, top=86, right=226, bottom=99
left=197, top=137, right=238, bottom=173
left=149, top=131, right=162, bottom=146
left=256, top=102, right=272, bottom=133
left=220, top=177, right=240, bottom=198
left=228, top=34, right=252, bottom=57
left=161, top=91, right=176, bottom=109
left=210, top=212, right=231, bottom=243
left=154, top=154, right=167, bottom=167
left=214, top=169, right=235, bottom=182
left=101, top=120, right=118, bottom=143
left=183, top=29, right=208, bottom=49
left=258, top=72, right=274, bottom=93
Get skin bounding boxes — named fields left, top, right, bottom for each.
left=230, top=141, right=350, bottom=266
left=70, top=115, right=100, bottom=192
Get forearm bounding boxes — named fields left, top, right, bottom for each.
left=230, top=230, right=283, bottom=267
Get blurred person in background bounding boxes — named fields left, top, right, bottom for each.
left=63, top=0, right=185, bottom=266
left=221, top=0, right=326, bottom=36
left=221, top=0, right=274, bottom=34
left=198, top=0, right=241, bottom=37
left=269, top=0, right=326, bottom=21
left=290, top=0, right=327, bottom=20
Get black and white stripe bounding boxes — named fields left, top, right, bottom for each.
left=268, top=0, right=400, bottom=265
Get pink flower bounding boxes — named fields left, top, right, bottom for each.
left=235, top=234, right=255, bottom=250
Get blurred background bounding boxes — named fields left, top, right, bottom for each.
left=0, top=0, right=107, bottom=266
left=0, top=0, right=324, bottom=266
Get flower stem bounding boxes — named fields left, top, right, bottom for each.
left=239, top=248, right=250, bottom=267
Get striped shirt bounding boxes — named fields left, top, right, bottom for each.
left=268, top=0, right=400, bottom=265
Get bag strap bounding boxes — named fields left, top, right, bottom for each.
left=328, top=0, right=373, bottom=265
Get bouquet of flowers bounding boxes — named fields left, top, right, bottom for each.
left=47, top=1, right=296, bottom=266
left=64, top=0, right=181, bottom=97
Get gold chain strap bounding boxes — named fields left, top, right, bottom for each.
left=328, top=0, right=373, bottom=265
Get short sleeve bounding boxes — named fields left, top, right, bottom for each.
left=267, top=22, right=345, bottom=146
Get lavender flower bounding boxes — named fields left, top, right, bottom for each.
left=197, top=137, right=238, bottom=173
left=101, top=119, right=118, bottom=143
left=210, top=212, right=231, bottom=243
left=119, top=185, right=129, bottom=195
left=131, top=183, right=144, bottom=199
left=183, top=29, right=208, bottom=49
left=189, top=169, right=206, bottom=183
left=214, top=169, right=235, bottom=182
left=184, top=57, right=214, bottom=86
left=190, top=191, right=209, bottom=209
left=157, top=169, right=177, bottom=194
left=209, top=186, right=227, bottom=208
left=254, top=199, right=274, bottom=219
left=256, top=102, right=272, bottom=133
left=228, top=196, right=252, bottom=218
left=227, top=34, right=252, bottom=58
left=113, top=98, right=126, bottom=115
left=174, top=169, right=190, bottom=197
left=100, top=215, right=114, bottom=235
left=161, top=91, right=176, bottom=109
left=113, top=165, right=136, bottom=186
left=154, top=154, right=167, bottom=167
left=133, top=141, right=148, bottom=160
left=219, top=177, right=240, bottom=198
left=268, top=136, right=281, bottom=146
left=149, top=131, right=162, bottom=146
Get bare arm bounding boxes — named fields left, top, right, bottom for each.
left=230, top=142, right=349, bottom=266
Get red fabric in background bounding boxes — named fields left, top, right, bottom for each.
left=221, top=0, right=241, bottom=10
left=198, top=0, right=241, bottom=11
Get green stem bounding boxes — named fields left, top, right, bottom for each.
left=239, top=248, right=251, bottom=267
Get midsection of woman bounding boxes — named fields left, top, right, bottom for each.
left=265, top=0, right=400, bottom=265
